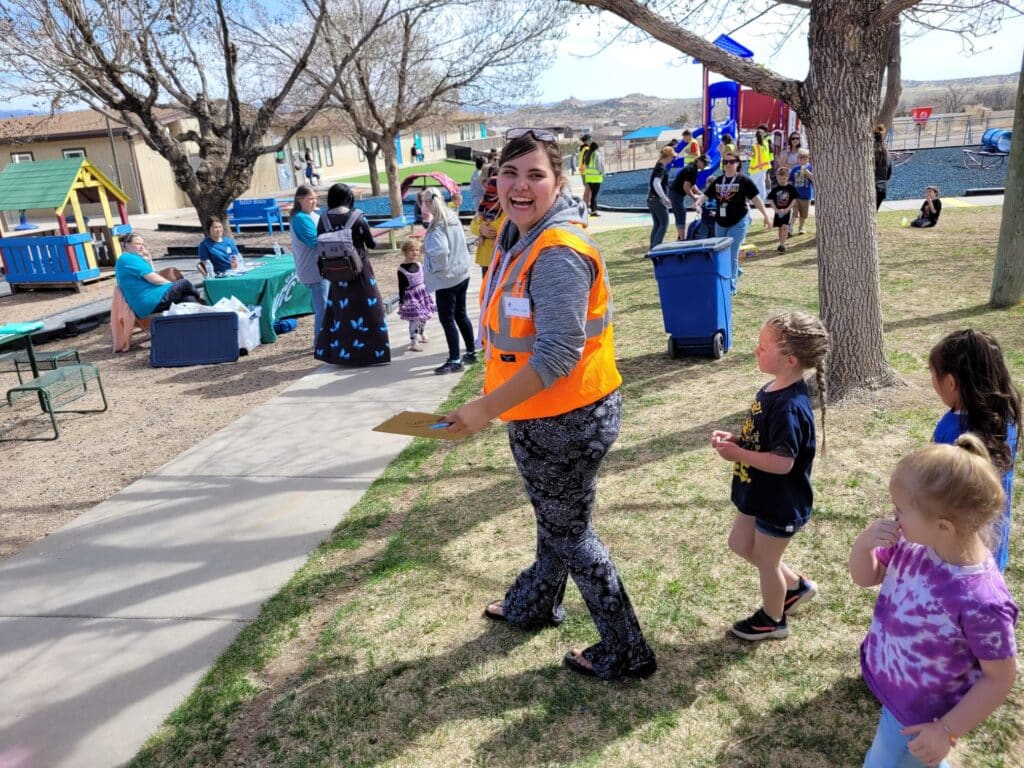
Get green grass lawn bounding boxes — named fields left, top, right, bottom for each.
left=131, top=208, right=1023, bottom=768
left=339, top=159, right=477, bottom=186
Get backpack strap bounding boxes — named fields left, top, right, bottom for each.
left=343, top=209, right=362, bottom=231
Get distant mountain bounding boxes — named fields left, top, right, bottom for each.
left=502, top=94, right=702, bottom=131
left=502, top=73, right=1018, bottom=131
left=0, top=109, right=38, bottom=119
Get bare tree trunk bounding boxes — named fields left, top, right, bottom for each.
left=874, top=22, right=902, bottom=128
left=382, top=133, right=403, bottom=217
left=366, top=145, right=382, bottom=197
left=990, top=50, right=1024, bottom=307
left=807, top=0, right=899, bottom=399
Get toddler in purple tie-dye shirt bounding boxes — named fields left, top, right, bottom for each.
left=851, top=434, right=1018, bottom=767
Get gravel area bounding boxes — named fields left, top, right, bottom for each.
left=0, top=224, right=413, bottom=561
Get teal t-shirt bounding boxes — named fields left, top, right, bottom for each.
left=115, top=252, right=170, bottom=318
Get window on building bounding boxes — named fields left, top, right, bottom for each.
left=296, top=137, right=307, bottom=159
left=62, top=148, right=86, bottom=159
left=356, top=145, right=366, bottom=162
left=322, top=136, right=333, bottom=166
left=11, top=151, right=33, bottom=163
left=311, top=136, right=322, bottom=167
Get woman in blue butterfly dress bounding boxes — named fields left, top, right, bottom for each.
left=315, top=183, right=391, bottom=366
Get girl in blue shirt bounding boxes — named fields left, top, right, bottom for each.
left=198, top=217, right=239, bottom=273
left=929, top=329, right=1021, bottom=571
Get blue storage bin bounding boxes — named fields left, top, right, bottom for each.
left=150, top=312, right=240, bottom=367
left=645, top=237, right=733, bottom=358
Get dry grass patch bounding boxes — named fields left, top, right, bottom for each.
left=132, top=207, right=1023, bottom=768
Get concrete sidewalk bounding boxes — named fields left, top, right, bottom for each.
left=0, top=289, right=480, bottom=767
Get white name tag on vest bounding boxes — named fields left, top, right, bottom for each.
left=503, top=296, right=531, bottom=318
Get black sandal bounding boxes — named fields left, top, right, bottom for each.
left=563, top=648, right=658, bottom=680
left=483, top=601, right=563, bottom=628
left=483, top=601, right=506, bottom=622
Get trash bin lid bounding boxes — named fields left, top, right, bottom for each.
left=646, top=237, right=733, bottom=259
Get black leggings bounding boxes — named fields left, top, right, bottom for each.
left=152, top=279, right=202, bottom=313
left=434, top=277, right=475, bottom=361
left=587, top=182, right=602, bottom=213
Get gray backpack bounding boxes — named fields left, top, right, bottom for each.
left=317, top=209, right=364, bottom=281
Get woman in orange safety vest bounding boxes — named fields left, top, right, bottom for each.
left=442, top=129, right=656, bottom=681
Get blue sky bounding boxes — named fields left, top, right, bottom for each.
left=537, top=13, right=1024, bottom=103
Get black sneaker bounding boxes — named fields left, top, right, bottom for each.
left=731, top=608, right=788, bottom=641
left=462, top=350, right=478, bottom=364
left=777, top=244, right=787, bottom=253
left=784, top=576, right=818, bottom=615
left=434, top=359, right=464, bottom=375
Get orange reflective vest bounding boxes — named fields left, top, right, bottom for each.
left=481, top=225, right=621, bottom=421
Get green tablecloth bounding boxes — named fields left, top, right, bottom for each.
left=203, top=255, right=312, bottom=343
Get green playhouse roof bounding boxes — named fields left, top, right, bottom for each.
left=0, top=157, right=127, bottom=212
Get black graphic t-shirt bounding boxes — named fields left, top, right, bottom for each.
left=704, top=174, right=759, bottom=227
left=731, top=379, right=817, bottom=527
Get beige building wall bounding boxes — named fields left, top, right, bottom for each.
left=0, top=134, right=146, bottom=219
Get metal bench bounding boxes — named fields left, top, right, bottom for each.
left=0, top=348, right=81, bottom=383
left=3, top=363, right=108, bottom=441
left=227, top=197, right=285, bottom=234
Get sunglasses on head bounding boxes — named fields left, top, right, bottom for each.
left=505, top=128, right=557, bottom=143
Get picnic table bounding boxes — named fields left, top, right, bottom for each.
left=0, top=321, right=45, bottom=380
left=203, top=256, right=313, bottom=343
left=372, top=214, right=418, bottom=249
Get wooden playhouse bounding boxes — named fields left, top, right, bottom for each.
left=0, top=158, right=132, bottom=291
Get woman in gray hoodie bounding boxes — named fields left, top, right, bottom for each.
left=442, top=130, right=656, bottom=681
left=422, top=188, right=475, bottom=374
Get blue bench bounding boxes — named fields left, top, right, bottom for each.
left=227, top=198, right=284, bottom=234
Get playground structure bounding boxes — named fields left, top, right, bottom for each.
left=0, top=158, right=132, bottom=291
left=961, top=128, right=1013, bottom=169
left=670, top=35, right=800, bottom=187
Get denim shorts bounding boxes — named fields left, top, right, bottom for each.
left=746, top=511, right=809, bottom=539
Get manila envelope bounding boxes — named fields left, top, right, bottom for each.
left=372, top=410, right=466, bottom=440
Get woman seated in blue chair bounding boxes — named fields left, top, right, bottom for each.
left=197, top=216, right=239, bottom=274
left=114, top=233, right=202, bottom=319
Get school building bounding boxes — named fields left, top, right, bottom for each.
left=0, top=108, right=487, bottom=222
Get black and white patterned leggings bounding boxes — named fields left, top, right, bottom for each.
left=501, top=390, right=655, bottom=679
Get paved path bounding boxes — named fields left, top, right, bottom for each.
left=0, top=280, right=481, bottom=768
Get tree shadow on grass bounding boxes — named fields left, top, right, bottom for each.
left=265, top=627, right=754, bottom=768
left=882, top=302, right=994, bottom=333
left=712, top=675, right=878, bottom=768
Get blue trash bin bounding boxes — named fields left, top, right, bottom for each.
left=645, top=237, right=733, bottom=359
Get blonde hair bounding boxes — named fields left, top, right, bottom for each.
left=399, top=238, right=421, bottom=257
left=892, top=434, right=1005, bottom=543
left=423, top=188, right=456, bottom=233
left=659, top=146, right=676, bottom=161
left=765, top=311, right=830, bottom=449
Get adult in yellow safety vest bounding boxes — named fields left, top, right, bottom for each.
left=442, top=128, right=656, bottom=681
left=577, top=133, right=592, bottom=208
left=749, top=128, right=772, bottom=200
left=580, top=141, right=605, bottom=216
left=679, top=129, right=701, bottom=164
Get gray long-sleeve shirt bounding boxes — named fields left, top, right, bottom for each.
left=493, top=193, right=598, bottom=388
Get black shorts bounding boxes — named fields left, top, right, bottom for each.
left=773, top=212, right=791, bottom=228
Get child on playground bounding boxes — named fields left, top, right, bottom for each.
left=850, top=434, right=1018, bottom=768
left=396, top=238, right=436, bottom=352
left=929, top=329, right=1021, bottom=571
left=470, top=172, right=505, bottom=277
left=767, top=166, right=799, bottom=253
left=711, top=311, right=829, bottom=641
left=911, top=185, right=942, bottom=228
left=788, top=148, right=813, bottom=235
